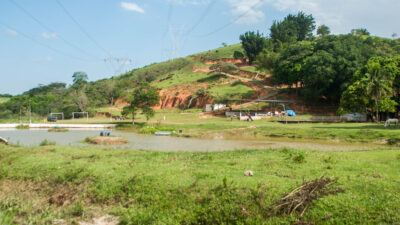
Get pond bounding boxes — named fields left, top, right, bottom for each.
left=0, top=129, right=272, bottom=151
left=0, top=129, right=377, bottom=152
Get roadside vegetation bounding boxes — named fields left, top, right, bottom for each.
left=0, top=144, right=399, bottom=224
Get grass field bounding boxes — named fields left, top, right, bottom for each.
left=0, top=97, right=9, bottom=104
left=195, top=43, right=243, bottom=60
left=3, top=110, right=400, bottom=146
left=0, top=144, right=399, bottom=224
left=114, top=111, right=400, bottom=145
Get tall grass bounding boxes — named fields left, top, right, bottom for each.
left=0, top=144, right=399, bottom=224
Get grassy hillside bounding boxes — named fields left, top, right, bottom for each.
left=113, top=43, right=264, bottom=107
left=0, top=144, right=399, bottom=224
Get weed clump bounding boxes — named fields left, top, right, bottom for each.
left=69, top=202, right=84, bottom=217
left=16, top=124, right=29, bottom=129
left=48, top=127, right=69, bottom=132
left=387, top=137, right=400, bottom=146
left=293, top=153, right=306, bottom=164
left=39, top=139, right=56, bottom=146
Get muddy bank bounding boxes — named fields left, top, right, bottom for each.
left=85, top=136, right=128, bottom=146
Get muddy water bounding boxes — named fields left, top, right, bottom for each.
left=0, top=129, right=378, bottom=152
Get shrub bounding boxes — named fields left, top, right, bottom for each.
left=387, top=137, right=400, bottom=145
left=69, top=202, right=84, bottom=217
left=293, top=152, right=305, bottom=163
left=16, top=124, right=29, bottom=129
left=39, top=139, right=56, bottom=146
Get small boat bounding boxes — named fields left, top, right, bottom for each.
left=0, top=137, right=8, bottom=145
left=155, top=131, right=172, bottom=136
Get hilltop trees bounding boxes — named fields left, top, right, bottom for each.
left=239, top=31, right=267, bottom=64
left=270, top=12, right=315, bottom=44
left=317, top=25, right=330, bottom=37
left=251, top=10, right=400, bottom=107
left=72, top=71, right=88, bottom=89
left=351, top=28, right=370, bottom=36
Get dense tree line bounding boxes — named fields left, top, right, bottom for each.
left=0, top=69, right=160, bottom=120
left=239, top=11, right=400, bottom=118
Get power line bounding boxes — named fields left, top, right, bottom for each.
left=185, top=0, right=217, bottom=36
left=7, top=0, right=100, bottom=61
left=195, top=0, right=265, bottom=37
left=55, top=0, right=121, bottom=75
left=182, top=0, right=216, bottom=51
left=55, top=0, right=113, bottom=58
left=0, top=21, right=86, bottom=61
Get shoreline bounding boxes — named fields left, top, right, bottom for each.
left=0, top=123, right=117, bottom=129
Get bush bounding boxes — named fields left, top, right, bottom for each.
left=387, top=137, right=400, bottom=145
left=69, top=202, right=84, bottom=217
left=16, top=125, right=29, bottom=129
left=233, top=50, right=245, bottom=60
left=139, top=127, right=159, bottom=134
left=293, top=152, right=306, bottom=163
left=209, top=62, right=238, bottom=74
left=39, top=139, right=56, bottom=146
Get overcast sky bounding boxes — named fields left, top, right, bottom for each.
left=1, top=0, right=399, bottom=95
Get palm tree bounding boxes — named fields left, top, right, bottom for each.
left=365, top=62, right=392, bottom=122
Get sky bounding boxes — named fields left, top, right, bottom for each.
left=0, top=0, right=399, bottom=95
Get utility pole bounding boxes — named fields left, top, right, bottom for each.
left=29, top=101, right=32, bottom=124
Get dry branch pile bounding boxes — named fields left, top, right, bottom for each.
left=273, top=176, right=344, bottom=217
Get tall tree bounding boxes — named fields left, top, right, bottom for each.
left=364, top=59, right=396, bottom=121
left=351, top=28, right=370, bottom=36
left=70, top=90, right=88, bottom=112
left=122, top=83, right=159, bottom=124
left=72, top=72, right=88, bottom=89
left=239, top=31, right=267, bottom=64
left=317, top=25, right=330, bottom=37
left=340, top=57, right=399, bottom=121
left=270, top=12, right=315, bottom=44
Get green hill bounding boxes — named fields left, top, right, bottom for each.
left=111, top=43, right=270, bottom=108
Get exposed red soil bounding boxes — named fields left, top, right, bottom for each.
left=113, top=58, right=338, bottom=115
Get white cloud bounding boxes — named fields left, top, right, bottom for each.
left=42, top=32, right=59, bottom=39
left=34, top=57, right=53, bottom=62
left=120, top=2, right=145, bottom=13
left=227, top=0, right=266, bottom=24
left=269, top=0, right=400, bottom=37
left=5, top=28, right=18, bottom=37
left=168, top=0, right=211, bottom=5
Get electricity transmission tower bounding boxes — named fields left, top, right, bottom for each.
left=168, top=25, right=185, bottom=59
left=104, top=57, right=133, bottom=76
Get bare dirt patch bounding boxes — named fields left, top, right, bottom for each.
left=79, top=215, right=119, bottom=225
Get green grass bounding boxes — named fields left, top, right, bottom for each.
left=0, top=97, right=9, bottom=104
left=195, top=43, right=243, bottom=60
left=0, top=144, right=399, bottom=224
left=95, top=106, right=123, bottom=117
left=209, top=81, right=255, bottom=99
left=240, top=66, right=258, bottom=73
left=154, top=70, right=210, bottom=89
left=121, top=111, right=400, bottom=144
